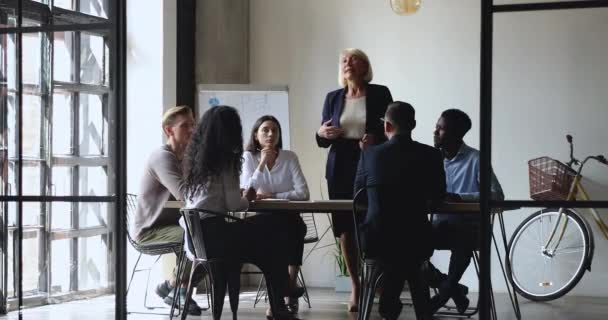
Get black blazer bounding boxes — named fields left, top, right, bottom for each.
left=316, top=84, right=393, bottom=182
left=354, top=134, right=446, bottom=260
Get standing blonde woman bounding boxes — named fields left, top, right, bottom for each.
left=316, top=48, right=393, bottom=312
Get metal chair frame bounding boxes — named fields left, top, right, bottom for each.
left=125, top=193, right=184, bottom=317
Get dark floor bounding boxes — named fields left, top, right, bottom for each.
left=1, top=287, right=607, bottom=320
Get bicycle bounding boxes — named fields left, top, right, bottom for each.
left=506, top=135, right=608, bottom=301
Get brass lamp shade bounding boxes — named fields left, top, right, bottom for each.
left=390, top=0, right=421, bottom=15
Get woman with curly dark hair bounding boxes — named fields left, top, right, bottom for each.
left=182, top=106, right=298, bottom=320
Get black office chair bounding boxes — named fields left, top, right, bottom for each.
left=125, top=193, right=185, bottom=317
left=352, top=187, right=385, bottom=320
left=181, top=208, right=287, bottom=320
left=180, top=208, right=244, bottom=320
left=253, top=212, right=319, bottom=309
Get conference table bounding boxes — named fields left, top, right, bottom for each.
left=164, top=199, right=520, bottom=320
left=164, top=199, right=481, bottom=213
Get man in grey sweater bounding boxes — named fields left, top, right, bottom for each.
left=133, top=106, right=202, bottom=315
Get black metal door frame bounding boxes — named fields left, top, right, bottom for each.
left=479, top=1, right=608, bottom=319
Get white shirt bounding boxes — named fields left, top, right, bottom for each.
left=240, top=150, right=310, bottom=200
left=339, top=96, right=367, bottom=139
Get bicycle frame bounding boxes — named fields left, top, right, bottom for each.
left=543, top=174, right=608, bottom=256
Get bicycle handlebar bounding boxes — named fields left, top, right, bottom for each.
left=566, top=134, right=580, bottom=168
left=563, top=134, right=607, bottom=171
left=595, top=155, right=608, bottom=165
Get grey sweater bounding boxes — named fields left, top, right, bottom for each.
left=133, top=145, right=187, bottom=239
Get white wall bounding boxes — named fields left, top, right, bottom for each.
left=126, top=0, right=177, bottom=282
left=126, top=0, right=176, bottom=195
left=250, top=0, right=608, bottom=296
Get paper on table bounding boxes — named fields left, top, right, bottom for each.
left=255, top=198, right=290, bottom=202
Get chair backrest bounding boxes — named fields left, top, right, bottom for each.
left=301, top=212, right=319, bottom=244
left=180, top=208, right=210, bottom=261
left=125, top=193, right=139, bottom=247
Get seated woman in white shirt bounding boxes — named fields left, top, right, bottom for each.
left=182, top=106, right=299, bottom=320
left=241, top=115, right=310, bottom=313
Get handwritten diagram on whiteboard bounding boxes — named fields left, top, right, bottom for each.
left=198, top=85, right=290, bottom=150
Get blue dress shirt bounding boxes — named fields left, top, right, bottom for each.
left=435, top=143, right=504, bottom=222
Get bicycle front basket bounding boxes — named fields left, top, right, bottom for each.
left=528, top=157, right=576, bottom=201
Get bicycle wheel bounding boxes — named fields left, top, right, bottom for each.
left=507, top=208, right=591, bottom=301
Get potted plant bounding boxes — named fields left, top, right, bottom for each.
left=334, top=238, right=351, bottom=292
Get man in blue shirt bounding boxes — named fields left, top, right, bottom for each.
left=428, top=109, right=504, bottom=315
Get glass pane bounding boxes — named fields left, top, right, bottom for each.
left=54, top=0, right=75, bottom=11
left=0, top=1, right=18, bottom=28
left=22, top=94, right=42, bottom=158
left=22, top=163, right=43, bottom=199
left=53, top=32, right=74, bottom=83
left=79, top=166, right=107, bottom=196
left=78, top=234, right=109, bottom=290
left=80, top=33, right=106, bottom=85
left=2, top=33, right=17, bottom=197
left=50, top=239, right=70, bottom=294
left=52, top=93, right=72, bottom=155
left=51, top=203, right=71, bottom=231
left=79, top=202, right=106, bottom=228
left=494, top=8, right=608, bottom=202
left=51, top=167, right=71, bottom=196
left=22, top=33, right=42, bottom=86
left=79, top=94, right=104, bottom=156
left=51, top=167, right=72, bottom=230
left=6, top=220, right=14, bottom=298
left=21, top=231, right=41, bottom=294
left=79, top=0, right=109, bottom=19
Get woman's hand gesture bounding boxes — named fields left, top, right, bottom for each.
left=317, top=120, right=344, bottom=140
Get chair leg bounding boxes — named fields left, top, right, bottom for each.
left=227, top=263, right=241, bottom=320
left=126, top=252, right=143, bottom=294
left=253, top=275, right=266, bottom=307
left=358, top=260, right=383, bottom=320
left=181, top=261, right=202, bottom=320
left=209, top=262, right=227, bottom=320
left=204, top=272, right=211, bottom=309
left=143, top=255, right=162, bottom=309
left=298, top=269, right=311, bottom=308
left=170, top=250, right=187, bottom=318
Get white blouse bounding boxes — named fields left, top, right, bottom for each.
left=240, top=150, right=310, bottom=200
left=339, top=96, right=367, bottom=140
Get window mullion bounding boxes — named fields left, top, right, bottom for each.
left=37, top=27, right=53, bottom=296
left=69, top=28, right=80, bottom=293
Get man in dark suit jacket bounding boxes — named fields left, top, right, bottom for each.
left=354, top=101, right=446, bottom=320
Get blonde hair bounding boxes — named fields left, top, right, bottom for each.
left=162, top=105, right=193, bottom=129
left=338, top=48, right=373, bottom=87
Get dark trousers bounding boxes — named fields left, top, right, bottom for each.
left=428, top=216, right=479, bottom=296
left=250, top=213, right=306, bottom=266
left=378, top=258, right=431, bottom=320
left=200, top=215, right=290, bottom=303
left=284, top=213, right=306, bottom=266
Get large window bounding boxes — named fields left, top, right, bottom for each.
left=0, top=0, right=123, bottom=316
